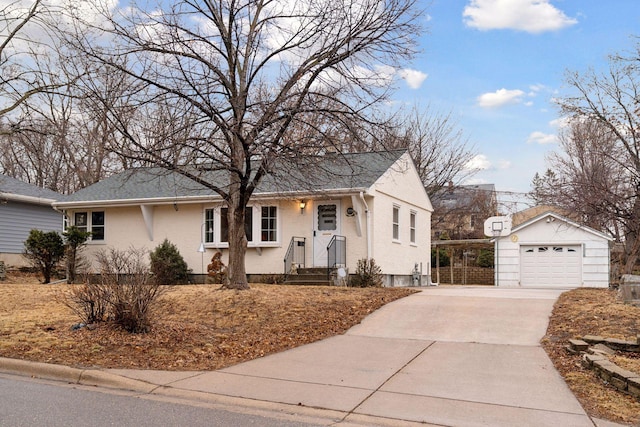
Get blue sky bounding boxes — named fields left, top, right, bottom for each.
left=395, top=0, right=640, bottom=212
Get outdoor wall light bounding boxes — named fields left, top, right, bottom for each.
left=299, top=200, right=306, bottom=214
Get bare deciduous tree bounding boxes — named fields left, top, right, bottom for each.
left=0, top=0, right=66, bottom=118
left=547, top=48, right=640, bottom=275
left=63, top=0, right=423, bottom=289
left=384, top=104, right=477, bottom=197
left=0, top=59, right=140, bottom=193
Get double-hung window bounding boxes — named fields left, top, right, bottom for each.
left=410, top=211, right=416, bottom=244
left=392, top=205, right=400, bottom=241
left=204, top=209, right=215, bottom=243
left=74, top=211, right=105, bottom=242
left=261, top=206, right=277, bottom=242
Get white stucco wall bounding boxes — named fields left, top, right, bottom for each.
left=495, top=214, right=611, bottom=288
left=72, top=198, right=371, bottom=277
left=367, top=153, right=432, bottom=284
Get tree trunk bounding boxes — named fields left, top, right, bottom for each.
left=622, top=196, right=640, bottom=275
left=623, top=228, right=640, bottom=275
left=224, top=172, right=250, bottom=290
left=66, top=246, right=77, bottom=284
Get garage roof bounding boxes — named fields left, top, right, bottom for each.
left=511, top=211, right=613, bottom=241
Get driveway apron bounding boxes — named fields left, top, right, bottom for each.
left=163, top=287, right=596, bottom=426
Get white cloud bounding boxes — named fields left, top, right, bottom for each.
left=399, top=68, right=428, bottom=89
left=529, top=83, right=546, bottom=93
left=477, top=88, right=524, bottom=108
left=527, top=131, right=557, bottom=144
left=466, top=154, right=492, bottom=170
left=497, top=159, right=512, bottom=169
left=463, top=0, right=577, bottom=34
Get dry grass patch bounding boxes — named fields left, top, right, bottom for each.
left=0, top=282, right=416, bottom=371
left=543, top=288, right=640, bottom=425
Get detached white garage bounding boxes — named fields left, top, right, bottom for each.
left=494, top=211, right=612, bottom=288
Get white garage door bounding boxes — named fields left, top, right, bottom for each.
left=520, top=245, right=582, bottom=287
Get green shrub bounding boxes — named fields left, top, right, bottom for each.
left=149, top=239, right=190, bottom=285
left=23, top=229, right=65, bottom=284
left=476, top=249, right=495, bottom=268
left=349, top=258, right=383, bottom=288
left=431, top=248, right=450, bottom=267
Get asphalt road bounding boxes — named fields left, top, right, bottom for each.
left=0, top=373, right=322, bottom=427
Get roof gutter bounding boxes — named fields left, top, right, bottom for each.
left=0, top=192, right=58, bottom=206
left=53, top=188, right=371, bottom=209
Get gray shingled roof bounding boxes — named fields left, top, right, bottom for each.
left=0, top=175, right=65, bottom=202
left=62, top=150, right=406, bottom=203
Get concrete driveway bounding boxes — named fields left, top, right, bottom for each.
left=108, top=286, right=611, bottom=426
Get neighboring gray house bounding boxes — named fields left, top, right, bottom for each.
left=431, top=183, right=498, bottom=240
left=0, top=175, right=65, bottom=268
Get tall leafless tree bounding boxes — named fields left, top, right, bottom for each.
left=0, top=0, right=66, bottom=119
left=0, top=61, right=136, bottom=193
left=384, top=104, right=477, bottom=197
left=549, top=47, right=640, bottom=275
left=0, top=0, right=109, bottom=192
left=63, top=0, right=423, bottom=289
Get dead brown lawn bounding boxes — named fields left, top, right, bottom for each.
left=2, top=272, right=640, bottom=425
left=542, top=288, right=640, bottom=425
left=0, top=272, right=416, bottom=371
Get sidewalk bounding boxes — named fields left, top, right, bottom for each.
left=0, top=287, right=627, bottom=426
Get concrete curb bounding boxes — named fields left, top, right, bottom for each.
left=0, top=357, right=353, bottom=426
left=0, top=357, right=156, bottom=394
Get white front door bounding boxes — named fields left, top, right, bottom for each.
left=313, top=200, right=341, bottom=267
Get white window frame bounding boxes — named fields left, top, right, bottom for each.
left=203, top=204, right=280, bottom=248
left=410, top=210, right=417, bottom=245
left=260, top=205, right=278, bottom=242
left=204, top=208, right=215, bottom=243
left=73, top=210, right=106, bottom=243
left=392, top=204, right=400, bottom=242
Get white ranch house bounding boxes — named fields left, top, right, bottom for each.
left=54, top=151, right=433, bottom=286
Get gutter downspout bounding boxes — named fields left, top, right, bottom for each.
left=359, top=191, right=371, bottom=260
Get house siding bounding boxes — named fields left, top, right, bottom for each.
left=0, top=201, right=63, bottom=254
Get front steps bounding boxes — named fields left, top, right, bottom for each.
left=284, top=267, right=333, bottom=286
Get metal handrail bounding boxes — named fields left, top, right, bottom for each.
left=327, top=235, right=346, bottom=278
left=284, top=236, right=306, bottom=277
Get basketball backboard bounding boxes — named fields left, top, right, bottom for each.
left=484, top=216, right=512, bottom=237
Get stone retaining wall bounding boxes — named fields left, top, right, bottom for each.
left=569, top=336, right=640, bottom=400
